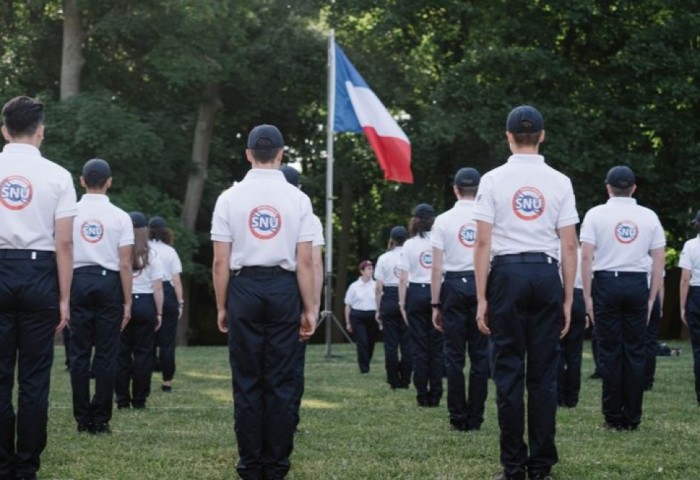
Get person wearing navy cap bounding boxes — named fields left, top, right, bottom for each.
left=211, top=124, right=316, bottom=479
left=580, top=165, right=665, bottom=431
left=114, top=212, right=164, bottom=410
left=148, top=216, right=183, bottom=393
left=679, top=210, right=700, bottom=405
left=344, top=260, right=379, bottom=373
left=431, top=167, right=489, bottom=432
left=375, top=225, right=412, bottom=389
left=0, top=96, right=77, bottom=480
left=398, top=203, right=443, bottom=407
left=70, top=158, right=134, bottom=434
left=474, top=105, right=579, bottom=480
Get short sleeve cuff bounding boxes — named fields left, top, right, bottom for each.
left=211, top=234, right=232, bottom=242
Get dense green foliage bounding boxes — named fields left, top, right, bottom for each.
left=43, top=342, right=700, bottom=478
left=0, top=1, right=698, bottom=339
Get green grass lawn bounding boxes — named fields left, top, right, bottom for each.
left=39, top=341, right=699, bottom=479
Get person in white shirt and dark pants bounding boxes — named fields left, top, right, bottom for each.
left=345, top=261, right=379, bottom=374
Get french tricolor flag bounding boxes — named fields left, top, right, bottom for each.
left=333, top=42, right=413, bottom=184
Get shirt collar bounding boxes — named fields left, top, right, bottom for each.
left=455, top=199, right=475, bottom=207
left=243, top=168, right=286, bottom=181
left=507, top=154, right=545, bottom=164
left=2, top=143, right=41, bottom=157
left=80, top=193, right=110, bottom=203
left=606, top=197, right=637, bottom=205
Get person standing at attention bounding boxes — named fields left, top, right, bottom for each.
left=473, top=105, right=579, bottom=480
left=580, top=165, right=665, bottom=431
left=70, top=158, right=133, bottom=434
left=679, top=210, right=700, bottom=405
left=148, top=216, right=184, bottom=393
left=0, top=96, right=77, bottom=480
left=431, top=167, right=489, bottom=432
left=399, top=203, right=443, bottom=408
left=211, top=124, right=316, bottom=480
left=345, top=260, right=379, bottom=373
left=375, top=226, right=412, bottom=389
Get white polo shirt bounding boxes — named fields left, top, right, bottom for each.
left=311, top=214, right=325, bottom=247
left=431, top=199, right=476, bottom=272
left=149, top=240, right=183, bottom=282
left=210, top=169, right=315, bottom=271
left=679, top=236, right=700, bottom=286
left=73, top=194, right=133, bottom=271
left=344, top=277, right=377, bottom=311
left=375, top=247, right=403, bottom=287
left=398, top=233, right=433, bottom=284
left=473, top=154, right=579, bottom=260
left=0, top=143, right=77, bottom=250
left=579, top=197, right=665, bottom=272
left=132, top=250, right=165, bottom=294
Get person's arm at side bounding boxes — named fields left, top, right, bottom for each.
left=172, top=272, right=184, bottom=319
left=680, top=268, right=691, bottom=326
left=430, top=247, right=444, bottom=332
left=474, top=220, right=492, bottom=335
left=152, top=278, right=164, bottom=331
left=558, top=225, right=578, bottom=338
left=658, top=274, right=665, bottom=318
left=398, top=270, right=409, bottom=326
left=344, top=303, right=352, bottom=333
left=212, top=241, right=232, bottom=333
left=312, top=245, right=323, bottom=317
left=648, top=247, right=665, bottom=324
left=375, top=278, right=383, bottom=324
left=296, top=241, right=316, bottom=341
left=54, top=216, right=74, bottom=334
left=580, top=242, right=595, bottom=325
left=118, top=245, right=133, bottom=331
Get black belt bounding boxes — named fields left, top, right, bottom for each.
left=232, top=266, right=291, bottom=277
left=133, top=293, right=154, bottom=299
left=408, top=282, right=429, bottom=288
left=382, top=285, right=398, bottom=291
left=594, top=271, right=646, bottom=278
left=492, top=252, right=556, bottom=266
left=445, top=270, right=474, bottom=279
left=0, top=249, right=54, bottom=260
left=74, top=265, right=118, bottom=276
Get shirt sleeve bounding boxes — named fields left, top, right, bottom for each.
left=472, top=174, right=495, bottom=224
left=171, top=248, right=183, bottom=274
left=374, top=255, right=386, bottom=283
left=119, top=212, right=135, bottom=247
left=430, top=217, right=445, bottom=250
left=679, top=241, right=694, bottom=270
left=397, top=244, right=409, bottom=272
left=210, top=190, right=233, bottom=243
left=649, top=213, right=666, bottom=250
left=55, top=170, right=78, bottom=219
left=579, top=210, right=596, bottom=246
left=312, top=215, right=325, bottom=247
left=556, top=178, right=580, bottom=229
left=150, top=252, right=166, bottom=282
left=297, top=193, right=315, bottom=243
left=344, top=282, right=356, bottom=305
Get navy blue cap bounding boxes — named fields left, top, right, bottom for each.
left=279, top=165, right=300, bottom=187
left=130, top=211, right=147, bottom=228
left=413, top=203, right=435, bottom=219
left=506, top=105, right=544, bottom=134
left=247, top=124, right=284, bottom=150
left=390, top=226, right=408, bottom=242
left=605, top=165, right=635, bottom=189
left=82, top=158, right=111, bottom=182
left=148, top=216, right=167, bottom=229
left=454, top=167, right=480, bottom=187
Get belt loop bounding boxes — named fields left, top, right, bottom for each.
left=102, top=269, right=106, bottom=276
left=615, top=271, right=618, bottom=277
left=547, top=256, right=552, bottom=264
left=31, top=251, right=36, bottom=260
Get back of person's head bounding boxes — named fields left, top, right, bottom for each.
left=2, top=96, right=44, bottom=138
left=247, top=124, right=284, bottom=163
left=605, top=165, right=635, bottom=197
left=453, top=167, right=480, bottom=198
left=130, top=211, right=150, bottom=270
left=409, top=203, right=435, bottom=238
left=691, top=210, right=700, bottom=234
left=506, top=105, right=543, bottom=147
left=279, top=165, right=300, bottom=187
left=389, top=225, right=408, bottom=248
left=148, top=216, right=174, bottom=245
left=82, top=158, right=111, bottom=189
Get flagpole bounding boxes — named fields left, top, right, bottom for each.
left=323, top=29, right=336, bottom=358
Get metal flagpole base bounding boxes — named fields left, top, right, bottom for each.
left=317, top=310, right=353, bottom=359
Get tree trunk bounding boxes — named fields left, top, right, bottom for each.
left=177, top=82, right=223, bottom=346
left=332, top=179, right=353, bottom=338
left=60, top=0, right=85, bottom=101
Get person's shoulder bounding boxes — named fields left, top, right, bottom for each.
left=39, top=156, right=73, bottom=180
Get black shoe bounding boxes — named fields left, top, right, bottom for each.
left=449, top=420, right=469, bottom=432
left=162, top=384, right=172, bottom=392
left=132, top=403, right=146, bottom=409
left=492, top=471, right=526, bottom=480
left=77, top=422, right=92, bottom=433
left=529, top=473, right=553, bottom=480
left=602, top=421, right=623, bottom=431
left=92, top=423, right=111, bottom=434
left=116, top=403, right=130, bottom=410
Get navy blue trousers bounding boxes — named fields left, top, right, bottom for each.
left=685, top=286, right=700, bottom=403
left=441, top=273, right=488, bottom=429
left=227, top=270, right=301, bottom=480
left=115, top=294, right=156, bottom=408
left=0, top=253, right=58, bottom=479
left=154, top=282, right=179, bottom=382
left=558, top=288, right=586, bottom=407
left=70, top=268, right=122, bottom=426
left=380, top=287, right=412, bottom=388
left=643, top=296, right=662, bottom=390
left=593, top=273, right=648, bottom=429
left=350, top=309, right=378, bottom=373
left=406, top=283, right=443, bottom=406
left=488, top=261, right=561, bottom=478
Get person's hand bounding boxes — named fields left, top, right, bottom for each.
left=585, top=296, right=595, bottom=326
left=300, top=310, right=317, bottom=341
left=217, top=309, right=228, bottom=333
left=647, top=298, right=655, bottom=325
left=400, top=305, right=408, bottom=326
left=432, top=308, right=443, bottom=332
left=681, top=309, right=688, bottom=327
left=560, top=301, right=572, bottom=338
left=178, top=304, right=184, bottom=320
left=121, top=303, right=132, bottom=331
left=476, top=300, right=490, bottom=335
left=155, top=315, right=162, bottom=332
left=345, top=321, right=353, bottom=333
left=56, top=299, right=70, bottom=334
